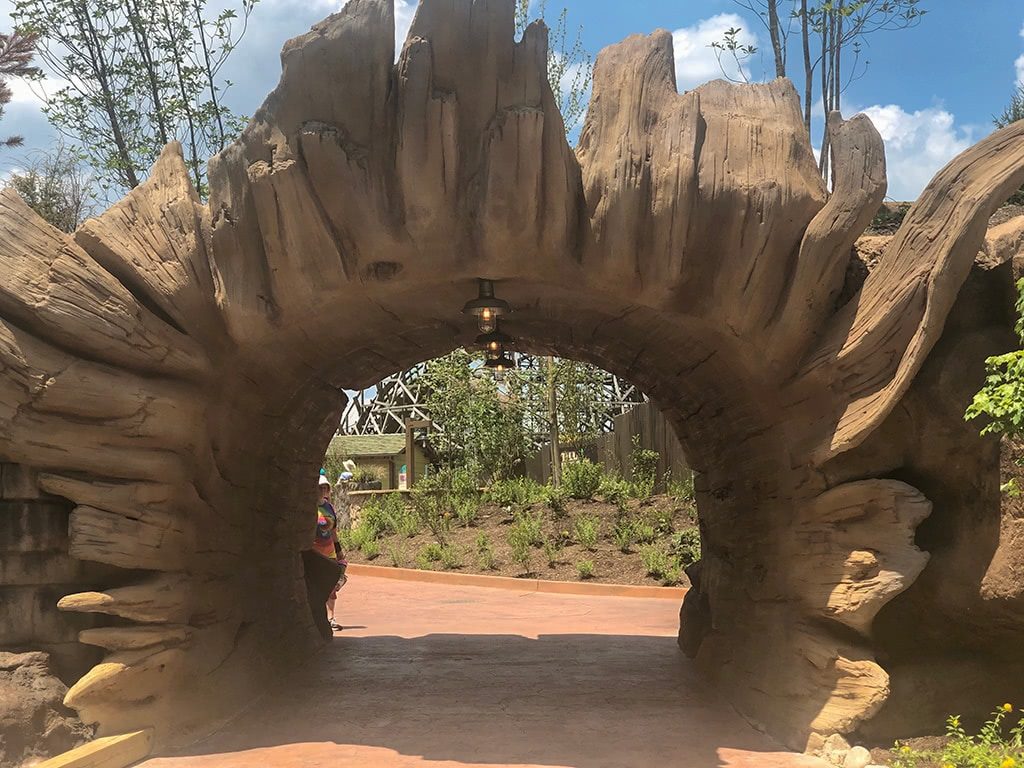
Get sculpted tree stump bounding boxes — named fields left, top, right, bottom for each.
left=2, top=0, right=1024, bottom=751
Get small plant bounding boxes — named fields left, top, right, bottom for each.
left=632, top=520, right=657, bottom=545
left=439, top=545, right=461, bottom=570
left=890, top=704, right=1024, bottom=768
left=542, top=537, right=563, bottom=568
left=612, top=519, right=636, bottom=553
left=562, top=459, right=603, bottom=500
left=543, top=484, right=569, bottom=518
left=361, top=539, right=381, bottom=560
left=414, top=550, right=435, bottom=570
left=640, top=545, right=670, bottom=578
left=598, top=473, right=631, bottom=511
left=485, top=477, right=545, bottom=510
left=660, top=565, right=683, bottom=586
left=476, top=532, right=492, bottom=553
left=478, top=548, right=497, bottom=571
left=572, top=514, right=600, bottom=551
left=508, top=511, right=545, bottom=549
left=630, top=436, right=660, bottom=499
left=669, top=528, right=701, bottom=567
left=575, top=559, right=595, bottom=579
left=455, top=498, right=479, bottom=528
left=510, top=539, right=532, bottom=572
left=423, top=542, right=444, bottom=562
left=667, top=471, right=695, bottom=504
left=348, top=521, right=377, bottom=551
left=387, top=543, right=405, bottom=567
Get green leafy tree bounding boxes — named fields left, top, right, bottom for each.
left=514, top=0, right=593, bottom=134
left=967, top=278, right=1024, bottom=494
left=13, top=0, right=256, bottom=195
left=0, top=31, right=37, bottom=148
left=995, top=86, right=1024, bottom=206
left=6, top=143, right=97, bottom=231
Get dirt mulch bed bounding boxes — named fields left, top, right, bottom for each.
left=870, top=735, right=948, bottom=768
left=345, top=494, right=697, bottom=588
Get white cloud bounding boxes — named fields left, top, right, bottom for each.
left=858, top=103, right=975, bottom=201
left=1016, top=23, right=1024, bottom=87
left=672, top=13, right=758, bottom=92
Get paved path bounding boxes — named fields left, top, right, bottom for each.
left=141, top=575, right=829, bottom=768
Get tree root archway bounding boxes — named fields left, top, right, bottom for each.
left=3, top=0, right=1024, bottom=753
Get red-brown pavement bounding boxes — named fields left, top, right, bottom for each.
left=140, top=574, right=831, bottom=768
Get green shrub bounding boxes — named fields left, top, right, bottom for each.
left=633, top=520, right=657, bottom=544
left=598, top=474, right=631, bottom=511
left=572, top=514, right=600, bottom=551
left=348, top=522, right=376, bottom=551
left=476, top=532, right=492, bottom=553
left=387, top=543, right=405, bottom=567
left=486, top=477, right=545, bottom=509
left=361, top=539, right=381, bottom=560
left=660, top=565, right=682, bottom=586
left=667, top=471, right=695, bottom=504
left=510, top=539, right=532, bottom=571
left=612, top=519, right=635, bottom=553
left=411, top=477, right=452, bottom=542
left=423, top=542, right=444, bottom=562
left=640, top=545, right=670, bottom=578
left=455, top=498, right=479, bottom=527
left=562, top=459, right=603, bottom=500
left=543, top=484, right=569, bottom=518
left=630, top=436, right=660, bottom=499
left=478, top=548, right=497, bottom=570
left=575, top=559, right=594, bottom=579
left=414, top=550, right=436, bottom=570
left=508, top=511, right=545, bottom=549
left=337, top=528, right=356, bottom=551
left=542, top=538, right=563, bottom=567
left=891, top=704, right=1024, bottom=768
left=669, top=528, right=701, bottom=566
left=439, top=545, right=461, bottom=570
left=359, top=498, right=390, bottom=538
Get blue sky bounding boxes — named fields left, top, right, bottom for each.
left=2, top=0, right=1023, bottom=201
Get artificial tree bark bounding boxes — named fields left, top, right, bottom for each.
left=1, top=0, right=1024, bottom=752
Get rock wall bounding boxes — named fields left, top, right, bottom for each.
left=1, top=0, right=1024, bottom=754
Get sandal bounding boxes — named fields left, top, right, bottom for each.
left=329, top=619, right=342, bottom=632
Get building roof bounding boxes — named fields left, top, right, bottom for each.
left=329, top=434, right=410, bottom=458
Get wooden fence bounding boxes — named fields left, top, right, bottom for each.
left=523, top=402, right=689, bottom=489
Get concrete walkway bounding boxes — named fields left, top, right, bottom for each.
left=141, top=574, right=830, bottom=768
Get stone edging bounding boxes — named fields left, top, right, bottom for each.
left=346, top=563, right=688, bottom=599
left=34, top=729, right=153, bottom=768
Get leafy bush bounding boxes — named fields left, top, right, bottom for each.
left=510, top=539, right=532, bottom=571
left=455, top=498, right=479, bottom=528
left=630, top=436, right=660, bottom=499
left=598, top=474, right=631, bottom=511
left=411, top=475, right=453, bottom=542
left=387, top=543, right=405, bottom=567
left=439, top=545, right=461, bottom=570
left=361, top=539, right=381, bottom=560
left=475, top=532, right=492, bottom=553
left=562, top=459, right=603, bottom=500
left=633, top=520, right=657, bottom=545
left=542, top=538, right=563, bottom=567
left=543, top=484, right=569, bottom=518
left=667, top=471, right=695, bottom=504
left=640, top=545, right=670, bottom=578
left=669, top=528, right=701, bottom=567
left=422, top=542, right=444, bottom=562
left=573, top=514, right=600, bottom=551
left=508, top=511, right=545, bottom=549
left=891, top=705, right=1024, bottom=768
left=575, top=559, right=594, bottom=579
left=486, top=477, right=545, bottom=509
left=348, top=521, right=377, bottom=551
left=613, top=519, right=636, bottom=553
left=478, top=548, right=497, bottom=570
left=660, top=565, right=683, bottom=586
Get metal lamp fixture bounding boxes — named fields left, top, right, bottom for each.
left=475, top=319, right=514, bottom=354
left=462, top=278, right=510, bottom=334
left=483, top=351, right=516, bottom=373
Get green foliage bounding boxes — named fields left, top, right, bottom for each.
left=542, top=537, right=563, bottom=568
left=14, top=0, right=256, bottom=194
left=612, top=518, right=636, bottom=553
left=669, top=528, right=702, bottom=567
left=508, top=511, right=545, bottom=549
left=359, top=493, right=415, bottom=539
left=572, top=513, right=600, bottom=551
left=360, top=539, right=380, bottom=560
left=439, top=545, right=461, bottom=570
left=632, top=519, right=658, bottom=545
left=454, top=498, right=479, bottom=528
left=423, top=350, right=530, bottom=483
left=543, top=484, right=569, bottom=518
left=870, top=202, right=912, bottom=234
left=968, top=279, right=1024, bottom=447
left=5, top=144, right=96, bottom=231
left=575, top=559, right=594, bottom=580
left=422, top=542, right=444, bottom=562
left=0, top=31, right=37, bottom=148
left=630, top=436, right=660, bottom=499
left=478, top=548, right=497, bottom=571
left=995, top=81, right=1024, bottom=212
left=598, top=473, right=631, bottom=511
left=509, top=538, right=532, bottom=572
left=485, top=477, right=545, bottom=510
left=640, top=545, right=671, bottom=578
left=347, top=521, right=377, bottom=551
left=660, top=565, right=683, bottom=587
left=475, top=532, right=492, bottom=553
left=667, top=471, right=695, bottom=504
left=386, top=543, right=405, bottom=568
left=891, top=705, right=1024, bottom=768
left=562, top=459, right=603, bottom=500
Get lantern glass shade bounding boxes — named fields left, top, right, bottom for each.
left=462, top=278, right=510, bottom=324
left=475, top=322, right=513, bottom=353
left=484, top=352, right=515, bottom=372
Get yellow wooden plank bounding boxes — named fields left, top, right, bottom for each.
left=34, top=729, right=154, bottom=768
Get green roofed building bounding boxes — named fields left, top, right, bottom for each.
left=328, top=433, right=432, bottom=490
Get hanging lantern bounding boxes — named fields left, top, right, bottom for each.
left=484, top=350, right=516, bottom=373
left=462, top=278, right=510, bottom=334
left=475, top=319, right=514, bottom=354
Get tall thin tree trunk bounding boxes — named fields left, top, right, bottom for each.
left=192, top=0, right=226, bottom=149
left=159, top=0, right=203, bottom=193
left=547, top=356, right=561, bottom=488
left=833, top=0, right=844, bottom=115
left=818, top=10, right=832, bottom=187
left=767, top=0, right=786, bottom=78
left=126, top=0, right=169, bottom=146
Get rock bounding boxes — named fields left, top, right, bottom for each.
left=0, top=651, right=92, bottom=765
left=843, top=746, right=873, bottom=768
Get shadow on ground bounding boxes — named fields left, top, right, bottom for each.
left=145, top=632, right=824, bottom=768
